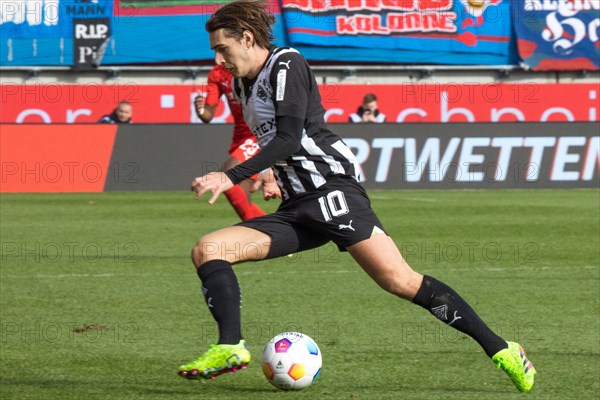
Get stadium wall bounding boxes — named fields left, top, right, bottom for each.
left=1, top=123, right=598, bottom=193
left=2, top=83, right=598, bottom=124
left=1, top=68, right=599, bottom=85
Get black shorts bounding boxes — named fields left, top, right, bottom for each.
left=236, top=177, right=387, bottom=259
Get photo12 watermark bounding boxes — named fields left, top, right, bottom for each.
left=1, top=322, right=139, bottom=344
left=199, top=321, right=341, bottom=345
left=401, top=241, right=540, bottom=264
left=399, top=321, right=542, bottom=344
left=1, top=161, right=140, bottom=186
left=1, top=241, right=140, bottom=264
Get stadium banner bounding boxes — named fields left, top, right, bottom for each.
left=340, top=122, right=599, bottom=189
left=104, top=0, right=283, bottom=65
left=73, top=17, right=111, bottom=70
left=0, top=124, right=117, bottom=193
left=0, top=0, right=113, bottom=66
left=0, top=0, right=284, bottom=66
left=1, top=122, right=597, bottom=192
left=105, top=123, right=599, bottom=190
left=1, top=83, right=597, bottom=124
left=281, top=0, right=514, bottom=61
left=512, top=0, right=600, bottom=71
left=116, top=0, right=280, bottom=15
left=1, top=0, right=518, bottom=65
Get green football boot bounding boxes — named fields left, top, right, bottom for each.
left=492, top=341, right=536, bottom=392
left=178, top=340, right=251, bottom=380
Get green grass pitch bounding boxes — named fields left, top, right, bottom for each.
left=1, top=189, right=599, bottom=400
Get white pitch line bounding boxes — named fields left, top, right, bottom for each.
left=404, top=197, right=438, bottom=202
left=2, top=270, right=358, bottom=279
left=370, top=196, right=438, bottom=202
left=2, top=264, right=597, bottom=279
left=3, top=273, right=118, bottom=279
left=238, top=269, right=354, bottom=276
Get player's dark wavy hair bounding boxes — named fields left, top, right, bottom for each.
left=205, top=0, right=276, bottom=49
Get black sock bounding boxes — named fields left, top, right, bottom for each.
left=197, top=260, right=242, bottom=345
left=413, top=275, right=507, bottom=358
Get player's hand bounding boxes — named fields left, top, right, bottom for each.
left=194, top=94, right=206, bottom=116
left=251, top=169, right=281, bottom=201
left=191, top=172, right=234, bottom=205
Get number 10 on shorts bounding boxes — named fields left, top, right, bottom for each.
left=318, top=190, right=349, bottom=222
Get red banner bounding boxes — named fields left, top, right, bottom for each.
left=1, top=83, right=597, bottom=124
left=0, top=125, right=117, bottom=192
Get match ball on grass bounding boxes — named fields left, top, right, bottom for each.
left=262, top=332, right=322, bottom=390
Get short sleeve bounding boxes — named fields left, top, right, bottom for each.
left=205, top=68, right=225, bottom=107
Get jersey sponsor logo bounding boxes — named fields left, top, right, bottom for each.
left=252, top=119, right=276, bottom=148
left=276, top=69, right=287, bottom=101
left=252, top=118, right=276, bottom=137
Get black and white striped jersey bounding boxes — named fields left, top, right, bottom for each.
left=231, top=47, right=361, bottom=201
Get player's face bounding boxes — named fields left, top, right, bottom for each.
left=209, top=29, right=252, bottom=79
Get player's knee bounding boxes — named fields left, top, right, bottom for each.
left=191, top=236, right=221, bottom=267
left=191, top=242, right=202, bottom=268
left=379, top=270, right=422, bottom=300
left=378, top=273, right=403, bottom=296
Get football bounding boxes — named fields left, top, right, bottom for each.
left=261, top=332, right=322, bottom=390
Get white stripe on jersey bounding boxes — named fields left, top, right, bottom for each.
left=331, top=140, right=361, bottom=181
left=273, top=170, right=290, bottom=199
left=301, top=133, right=346, bottom=175
left=298, top=158, right=327, bottom=188
left=281, top=163, right=306, bottom=194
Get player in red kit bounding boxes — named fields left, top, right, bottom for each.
left=194, top=64, right=267, bottom=221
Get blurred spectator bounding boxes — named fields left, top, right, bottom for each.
left=349, top=93, right=386, bottom=123
left=98, top=101, right=133, bottom=124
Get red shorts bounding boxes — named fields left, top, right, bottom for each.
left=229, top=137, right=260, bottom=181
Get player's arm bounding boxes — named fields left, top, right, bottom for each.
left=225, top=116, right=303, bottom=184
left=194, top=95, right=217, bottom=123
left=225, top=53, right=309, bottom=185
left=195, top=78, right=221, bottom=123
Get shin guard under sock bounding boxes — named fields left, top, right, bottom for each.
left=413, top=275, right=507, bottom=357
left=197, top=259, right=242, bottom=345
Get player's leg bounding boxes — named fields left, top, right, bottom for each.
left=238, top=178, right=266, bottom=218
left=180, top=226, right=270, bottom=379
left=190, top=225, right=273, bottom=348
left=308, top=182, right=535, bottom=391
left=347, top=235, right=536, bottom=392
left=347, top=234, right=507, bottom=354
left=303, top=183, right=509, bottom=357
left=346, top=233, right=423, bottom=300
left=180, top=215, right=328, bottom=380
left=222, top=142, right=266, bottom=221
left=192, top=226, right=271, bottom=345
left=192, top=225, right=272, bottom=266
